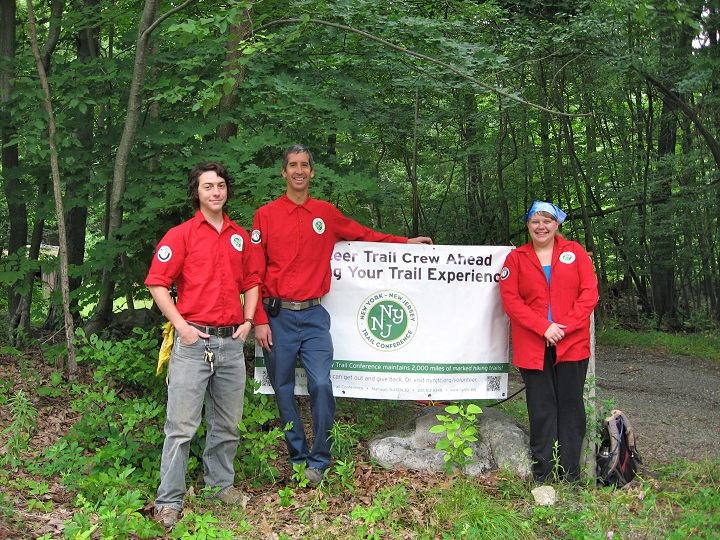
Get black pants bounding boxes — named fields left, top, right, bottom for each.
left=520, top=347, right=589, bottom=483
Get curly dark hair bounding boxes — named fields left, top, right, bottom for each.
left=187, top=162, right=235, bottom=209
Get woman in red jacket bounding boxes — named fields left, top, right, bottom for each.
left=499, top=201, right=598, bottom=483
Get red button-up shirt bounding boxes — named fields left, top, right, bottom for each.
left=499, top=236, right=598, bottom=369
left=250, top=193, right=407, bottom=325
left=145, top=211, right=260, bottom=327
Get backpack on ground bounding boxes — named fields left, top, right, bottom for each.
left=597, top=409, right=642, bottom=487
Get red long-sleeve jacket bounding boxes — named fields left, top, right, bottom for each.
left=499, top=236, right=598, bottom=370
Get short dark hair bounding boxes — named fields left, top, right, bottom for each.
left=187, top=162, right=234, bottom=209
left=282, top=144, right=314, bottom=170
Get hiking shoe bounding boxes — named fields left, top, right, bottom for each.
left=304, top=467, right=325, bottom=485
left=154, top=507, right=180, bottom=529
left=215, top=486, right=246, bottom=505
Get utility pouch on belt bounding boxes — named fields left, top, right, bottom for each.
left=267, top=297, right=281, bottom=317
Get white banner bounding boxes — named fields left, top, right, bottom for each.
left=255, top=242, right=512, bottom=400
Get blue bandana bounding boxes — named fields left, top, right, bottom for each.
left=523, top=201, right=567, bottom=224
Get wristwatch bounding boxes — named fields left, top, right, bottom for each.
left=242, top=318, right=254, bottom=328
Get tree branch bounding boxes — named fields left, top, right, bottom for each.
left=254, top=18, right=591, bottom=118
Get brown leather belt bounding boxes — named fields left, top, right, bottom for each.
left=187, top=321, right=238, bottom=338
left=263, top=298, right=322, bottom=311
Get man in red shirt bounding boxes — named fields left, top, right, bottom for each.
left=250, top=144, right=432, bottom=484
left=145, top=162, right=260, bottom=528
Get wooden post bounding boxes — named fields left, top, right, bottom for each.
left=583, top=311, right=597, bottom=480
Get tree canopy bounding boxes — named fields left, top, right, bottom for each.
left=2, top=0, right=720, bottom=338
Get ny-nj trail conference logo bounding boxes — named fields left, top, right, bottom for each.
left=357, top=290, right=418, bottom=350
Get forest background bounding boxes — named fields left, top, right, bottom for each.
left=2, top=1, right=720, bottom=537
left=2, top=0, right=720, bottom=342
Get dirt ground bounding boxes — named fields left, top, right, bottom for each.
left=592, top=345, right=720, bottom=464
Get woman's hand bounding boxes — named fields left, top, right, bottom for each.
left=544, top=322, right=567, bottom=347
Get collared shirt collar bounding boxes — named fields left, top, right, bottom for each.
left=280, top=192, right=314, bottom=213
left=191, top=209, right=237, bottom=232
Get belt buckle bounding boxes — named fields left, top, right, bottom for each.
left=217, top=326, right=232, bottom=338
left=290, top=301, right=303, bottom=310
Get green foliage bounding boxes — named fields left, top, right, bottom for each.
left=351, top=485, right=409, bottom=539
left=1, top=323, right=719, bottom=538
left=0, top=250, right=38, bottom=293
left=649, top=460, right=720, bottom=539
left=237, top=384, right=285, bottom=486
left=331, top=458, right=356, bottom=494
left=169, top=511, right=249, bottom=539
left=65, top=489, right=159, bottom=539
left=429, top=403, right=482, bottom=473
left=278, top=485, right=297, bottom=507
left=597, top=327, right=720, bottom=362
left=0, top=389, right=38, bottom=469
left=431, top=476, right=533, bottom=539
left=36, top=370, right=65, bottom=398
left=329, top=420, right=364, bottom=461
left=74, top=328, right=165, bottom=399
left=5, top=0, right=720, bottom=333
left=27, top=377, right=164, bottom=499
left=290, top=462, right=311, bottom=489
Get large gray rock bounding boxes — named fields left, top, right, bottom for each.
left=368, top=405, right=532, bottom=478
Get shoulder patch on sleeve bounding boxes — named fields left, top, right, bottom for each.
left=251, top=229, right=261, bottom=244
left=157, top=246, right=172, bottom=263
left=500, top=266, right=510, bottom=280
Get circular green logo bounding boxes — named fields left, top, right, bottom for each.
left=368, top=300, right=408, bottom=341
left=357, top=290, right=418, bottom=350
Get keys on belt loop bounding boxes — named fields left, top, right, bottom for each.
left=203, top=339, right=215, bottom=373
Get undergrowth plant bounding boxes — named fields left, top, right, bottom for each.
left=238, top=384, right=285, bottom=486
left=351, top=484, right=409, bottom=540
left=329, top=420, right=364, bottom=460
left=65, top=488, right=159, bottom=539
left=431, top=476, right=533, bottom=539
left=0, top=389, right=38, bottom=469
left=430, top=403, right=482, bottom=473
left=168, top=511, right=251, bottom=539
left=74, top=328, right=164, bottom=400
left=331, top=458, right=356, bottom=494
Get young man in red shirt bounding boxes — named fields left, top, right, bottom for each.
left=145, top=162, right=260, bottom=528
left=250, top=145, right=432, bottom=484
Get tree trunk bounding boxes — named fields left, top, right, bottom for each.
left=216, top=5, right=254, bottom=142
left=1, top=0, right=25, bottom=321
left=649, top=95, right=679, bottom=329
left=95, top=0, right=196, bottom=326
left=26, top=0, right=77, bottom=375
left=496, top=109, right=515, bottom=245
left=410, top=89, right=420, bottom=237
left=64, top=0, right=99, bottom=320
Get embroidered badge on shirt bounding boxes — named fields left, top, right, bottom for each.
left=251, top=229, right=261, bottom=244
left=157, top=246, right=172, bottom=263
left=559, top=252, right=576, bottom=264
left=500, top=267, right=510, bottom=280
left=231, top=234, right=243, bottom=252
left=313, top=218, right=326, bottom=234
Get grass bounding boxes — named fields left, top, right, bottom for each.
left=597, top=326, right=720, bottom=362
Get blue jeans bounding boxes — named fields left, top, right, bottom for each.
left=265, top=304, right=335, bottom=470
left=155, top=333, right=246, bottom=511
